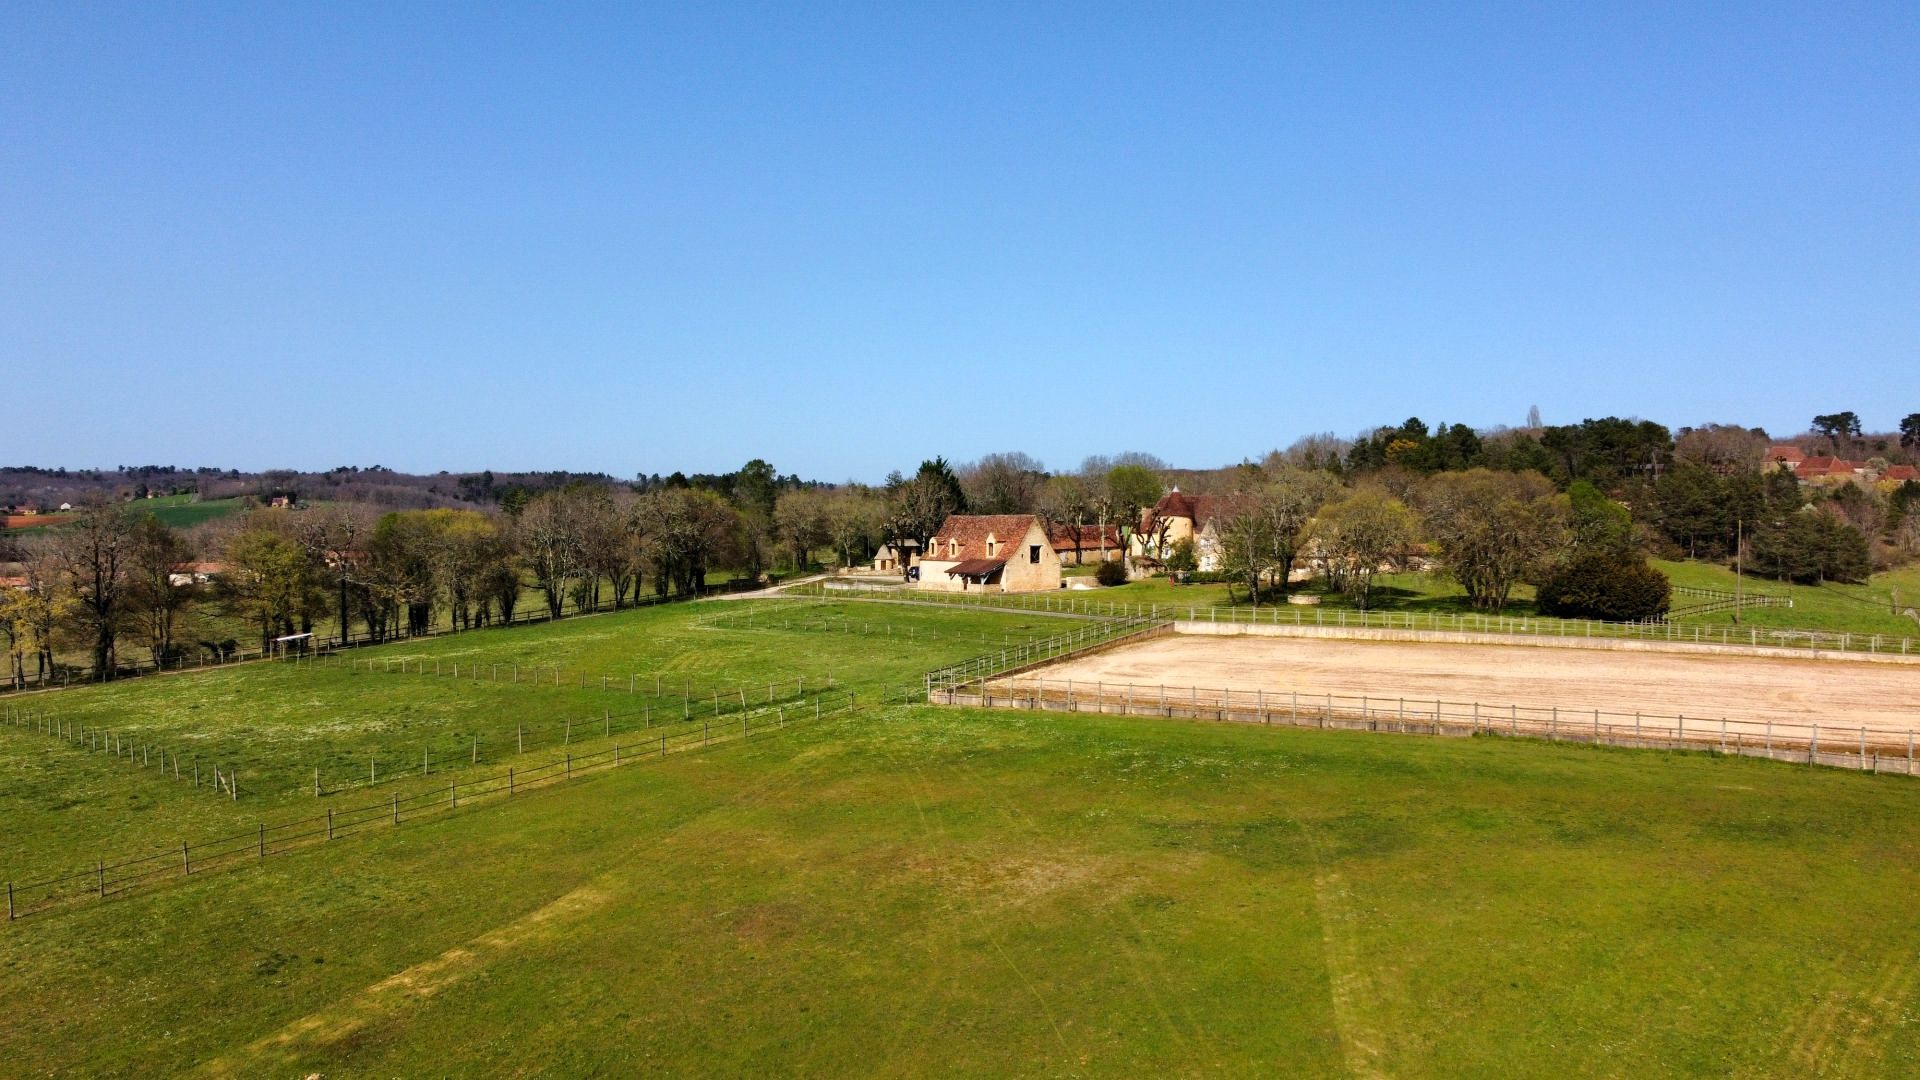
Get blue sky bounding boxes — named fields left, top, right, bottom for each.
left=3, top=4, right=1915, bottom=481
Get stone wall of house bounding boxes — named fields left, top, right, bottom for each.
left=1130, top=515, right=1197, bottom=562
left=997, top=522, right=1063, bottom=592
left=914, top=522, right=1062, bottom=593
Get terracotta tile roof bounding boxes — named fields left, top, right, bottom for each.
left=1883, top=464, right=1919, bottom=482
left=1795, top=457, right=1866, bottom=478
left=0, top=576, right=27, bottom=589
left=1141, top=490, right=1248, bottom=530
left=1046, top=523, right=1119, bottom=550
left=925, top=515, right=1041, bottom=562
left=1765, top=445, right=1805, bottom=463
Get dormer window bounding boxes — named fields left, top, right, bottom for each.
left=986, top=539, right=996, bottom=556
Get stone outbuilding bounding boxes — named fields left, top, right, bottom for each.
left=916, top=514, right=1062, bottom=593
left=1047, top=523, right=1123, bottom=564
left=871, top=539, right=919, bottom=575
left=1131, top=488, right=1246, bottom=571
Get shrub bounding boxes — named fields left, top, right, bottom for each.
left=1536, top=553, right=1671, bottom=622
left=1165, top=537, right=1198, bottom=574
left=1094, top=560, right=1128, bottom=587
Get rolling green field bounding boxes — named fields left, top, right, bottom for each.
left=5, top=596, right=1920, bottom=1076
left=1, top=495, right=246, bottom=533
left=136, top=493, right=247, bottom=530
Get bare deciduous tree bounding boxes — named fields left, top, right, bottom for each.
left=127, top=513, right=194, bottom=666
left=51, top=498, right=137, bottom=676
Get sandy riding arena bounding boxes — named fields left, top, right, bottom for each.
left=994, top=634, right=1920, bottom=747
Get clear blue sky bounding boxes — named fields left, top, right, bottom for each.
left=3, top=4, right=1915, bottom=481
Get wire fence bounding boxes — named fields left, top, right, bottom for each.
left=1663, top=585, right=1795, bottom=619
left=3, top=660, right=842, bottom=801
left=0, top=577, right=767, bottom=696
left=798, top=582, right=1141, bottom=620
left=340, top=650, right=833, bottom=706
left=693, top=600, right=1073, bottom=649
left=3, top=702, right=243, bottom=801
left=936, top=676, right=1920, bottom=778
left=4, top=688, right=863, bottom=922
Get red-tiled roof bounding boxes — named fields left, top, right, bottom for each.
left=1141, top=490, right=1247, bottom=530
left=1794, top=457, right=1867, bottom=478
left=1884, top=464, right=1919, bottom=482
left=926, top=515, right=1041, bottom=562
left=1765, top=445, right=1805, bottom=463
left=1046, top=523, right=1119, bottom=550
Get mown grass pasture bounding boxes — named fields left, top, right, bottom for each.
left=3, top=595, right=1920, bottom=1076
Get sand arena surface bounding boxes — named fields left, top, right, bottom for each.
left=1005, top=634, right=1920, bottom=736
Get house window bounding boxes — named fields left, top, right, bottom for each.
left=1029, top=545, right=1040, bottom=564
left=986, top=540, right=995, bottom=556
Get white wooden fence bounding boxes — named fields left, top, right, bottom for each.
left=933, top=676, right=1920, bottom=777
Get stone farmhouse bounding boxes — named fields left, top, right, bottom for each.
left=1130, top=488, right=1244, bottom=571
left=871, top=539, right=917, bottom=574
left=1047, top=523, right=1122, bottom=565
left=915, top=514, right=1062, bottom=593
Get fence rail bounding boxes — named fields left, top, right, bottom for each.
left=5, top=688, right=861, bottom=922
left=936, top=676, right=1920, bottom=778
left=1173, top=604, right=1916, bottom=658
left=1670, top=584, right=1791, bottom=602
left=3, top=659, right=841, bottom=801
left=924, top=615, right=1173, bottom=697
left=800, top=583, right=1915, bottom=659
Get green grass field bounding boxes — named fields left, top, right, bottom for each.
left=1, top=495, right=246, bottom=534
left=5, top=596, right=1920, bottom=1075
left=1076, top=559, right=1920, bottom=638
left=136, top=494, right=247, bottom=530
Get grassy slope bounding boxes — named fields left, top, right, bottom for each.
left=1656, top=559, right=1920, bottom=636
left=6, top=701, right=1920, bottom=1076
left=0, top=601, right=1073, bottom=880
left=138, top=495, right=245, bottom=530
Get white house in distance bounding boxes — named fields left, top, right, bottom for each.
left=915, top=514, right=1062, bottom=593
